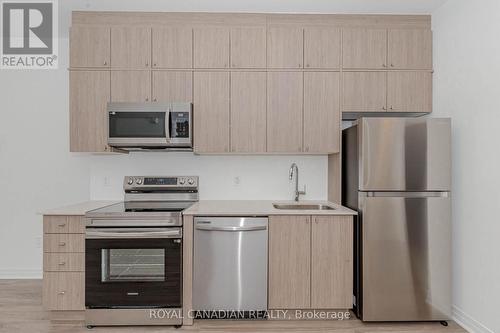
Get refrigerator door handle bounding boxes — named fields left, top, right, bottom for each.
left=361, top=191, right=450, bottom=198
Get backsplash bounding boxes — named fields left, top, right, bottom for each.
left=90, top=153, right=328, bottom=200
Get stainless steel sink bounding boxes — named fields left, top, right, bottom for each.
left=272, top=203, right=335, bottom=210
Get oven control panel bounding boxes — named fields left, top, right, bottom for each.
left=124, top=176, right=198, bottom=189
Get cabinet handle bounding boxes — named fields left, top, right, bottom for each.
left=298, top=63, right=302, bottom=68
left=382, top=63, right=387, bottom=67
left=103, top=61, right=107, bottom=66
left=58, top=291, right=65, bottom=295
left=145, top=62, right=149, bottom=67
left=305, top=147, right=309, bottom=152
left=306, top=64, right=310, bottom=68
left=57, top=223, right=66, bottom=227
left=390, top=106, right=394, bottom=110
left=153, top=63, right=157, bottom=67
left=153, top=98, right=157, bottom=102
left=382, top=106, right=387, bottom=110
left=390, top=64, right=394, bottom=67
left=58, top=262, right=66, bottom=266
left=58, top=242, right=66, bottom=246
left=145, top=97, right=149, bottom=102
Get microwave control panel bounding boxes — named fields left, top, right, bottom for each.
left=170, top=111, right=190, bottom=138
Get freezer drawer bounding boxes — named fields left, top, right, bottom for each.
left=193, top=217, right=268, bottom=312
left=359, top=193, right=451, bottom=321
left=358, top=117, right=451, bottom=191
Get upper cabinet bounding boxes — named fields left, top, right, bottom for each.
left=387, top=71, right=432, bottom=112
left=388, top=29, right=432, bottom=69
left=343, top=72, right=387, bottom=112
left=193, top=27, right=230, bottom=68
left=111, top=27, right=151, bottom=68
left=267, top=27, right=303, bottom=69
left=152, top=71, right=193, bottom=103
left=152, top=27, right=192, bottom=68
left=69, top=71, right=110, bottom=153
left=193, top=72, right=230, bottom=153
left=304, top=72, right=340, bottom=153
left=111, top=71, right=151, bottom=103
left=304, top=27, right=341, bottom=69
left=230, top=27, right=266, bottom=68
left=69, top=26, right=110, bottom=68
left=267, top=72, right=303, bottom=152
left=343, top=28, right=387, bottom=69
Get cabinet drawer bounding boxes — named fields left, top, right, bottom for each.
left=43, top=234, right=84, bottom=253
left=44, top=253, right=84, bottom=272
left=43, top=272, right=84, bottom=310
left=44, top=216, right=85, bottom=234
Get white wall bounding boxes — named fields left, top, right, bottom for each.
left=432, top=1, right=500, bottom=332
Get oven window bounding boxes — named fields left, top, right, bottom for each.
left=101, top=249, right=165, bottom=282
left=109, top=112, right=166, bottom=138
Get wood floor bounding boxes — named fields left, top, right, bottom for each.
left=0, top=280, right=466, bottom=333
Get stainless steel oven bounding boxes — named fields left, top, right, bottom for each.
left=84, top=176, right=198, bottom=327
left=107, top=102, right=192, bottom=150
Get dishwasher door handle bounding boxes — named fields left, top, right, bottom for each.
left=195, top=225, right=267, bottom=232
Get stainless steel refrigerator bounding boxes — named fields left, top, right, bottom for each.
left=342, top=117, right=451, bottom=322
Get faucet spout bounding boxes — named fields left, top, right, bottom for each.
left=289, top=163, right=306, bottom=201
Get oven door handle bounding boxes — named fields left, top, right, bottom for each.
left=195, top=225, right=267, bottom=232
left=86, top=228, right=182, bottom=239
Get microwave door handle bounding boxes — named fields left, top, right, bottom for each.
left=165, top=109, right=171, bottom=141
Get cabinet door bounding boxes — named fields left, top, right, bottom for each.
left=152, top=71, right=192, bottom=103
left=342, top=28, right=387, bottom=69
left=69, top=71, right=110, bottom=152
left=268, top=215, right=311, bottom=309
left=43, top=272, right=84, bottom=310
left=304, top=27, right=341, bottom=68
left=267, top=72, right=303, bottom=152
left=193, top=72, right=230, bottom=153
left=343, top=72, right=387, bottom=112
left=111, top=27, right=151, bottom=68
left=230, top=27, right=266, bottom=68
left=230, top=72, right=267, bottom=153
left=111, top=71, right=151, bottom=102
left=193, top=27, right=229, bottom=68
left=70, top=26, right=110, bottom=68
left=267, top=27, right=303, bottom=68
left=311, top=216, right=353, bottom=309
left=388, top=29, right=432, bottom=69
left=387, top=72, right=432, bottom=113
left=304, top=72, right=340, bottom=153
left=152, top=27, right=192, bottom=68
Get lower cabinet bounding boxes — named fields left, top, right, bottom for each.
left=268, top=215, right=353, bottom=309
left=42, top=215, right=85, bottom=312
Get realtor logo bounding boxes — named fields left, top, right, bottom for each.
left=1, top=0, right=58, bottom=69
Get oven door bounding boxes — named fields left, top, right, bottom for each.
left=85, top=227, right=182, bottom=308
left=107, top=103, right=169, bottom=147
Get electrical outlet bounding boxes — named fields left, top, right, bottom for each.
left=35, top=236, right=42, bottom=249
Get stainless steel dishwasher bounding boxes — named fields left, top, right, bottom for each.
left=193, top=217, right=268, bottom=316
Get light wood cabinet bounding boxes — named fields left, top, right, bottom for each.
left=230, top=72, right=267, bottom=153
left=342, top=28, right=387, bottom=69
left=43, top=253, right=85, bottom=272
left=43, top=272, right=84, bottom=310
left=267, top=27, right=303, bottom=68
left=43, top=234, right=85, bottom=253
left=388, top=29, right=432, bottom=69
left=193, top=72, right=230, bottom=153
left=69, top=26, right=110, bottom=68
left=152, top=27, right=192, bottom=68
left=111, top=26, right=151, bottom=68
left=387, top=71, right=432, bottom=112
left=152, top=71, right=192, bottom=103
left=193, top=27, right=230, bottom=68
left=311, top=216, right=353, bottom=309
left=69, top=71, right=110, bottom=153
left=43, top=216, right=85, bottom=234
left=304, top=72, right=340, bottom=153
left=230, top=27, right=266, bottom=68
left=304, top=27, right=341, bottom=68
left=343, top=72, right=387, bottom=112
left=267, top=72, right=303, bottom=152
left=268, top=215, right=311, bottom=309
left=111, top=71, right=151, bottom=102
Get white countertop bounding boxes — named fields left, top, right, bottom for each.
left=182, top=200, right=357, bottom=216
left=39, top=201, right=119, bottom=216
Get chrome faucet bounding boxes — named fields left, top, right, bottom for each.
left=289, top=163, right=306, bottom=202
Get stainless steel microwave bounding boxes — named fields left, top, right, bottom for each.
left=107, top=102, right=192, bottom=150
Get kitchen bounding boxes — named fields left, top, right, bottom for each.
left=0, top=1, right=498, bottom=333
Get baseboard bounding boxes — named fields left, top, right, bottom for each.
left=0, top=269, right=42, bottom=279
left=453, top=305, right=494, bottom=333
